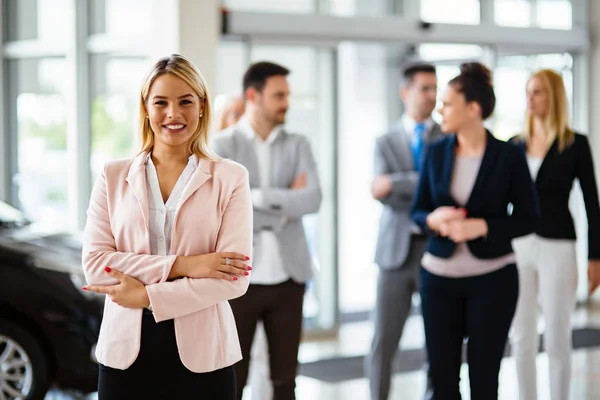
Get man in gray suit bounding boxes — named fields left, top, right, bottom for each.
left=365, top=62, right=442, bottom=400
left=211, top=61, right=322, bottom=400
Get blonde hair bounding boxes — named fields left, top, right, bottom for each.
left=139, top=54, right=218, bottom=160
left=524, top=69, right=574, bottom=152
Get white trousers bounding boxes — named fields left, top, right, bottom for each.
left=511, top=234, right=578, bottom=400
left=249, top=322, right=273, bottom=400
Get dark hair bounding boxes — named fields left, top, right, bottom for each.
left=448, top=62, right=496, bottom=119
left=243, top=61, right=290, bottom=93
left=402, top=62, right=436, bottom=85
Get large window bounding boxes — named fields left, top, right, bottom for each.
left=3, top=0, right=73, bottom=42
left=89, top=0, right=151, bottom=37
left=421, top=0, right=481, bottom=24
left=90, top=55, right=149, bottom=182
left=337, top=43, right=389, bottom=314
left=7, top=58, right=69, bottom=229
left=495, top=0, right=573, bottom=29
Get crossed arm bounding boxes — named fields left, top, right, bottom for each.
left=82, top=167, right=253, bottom=322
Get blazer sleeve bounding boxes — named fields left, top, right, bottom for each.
left=253, top=137, right=322, bottom=219
left=253, top=209, right=286, bottom=233
left=484, top=145, right=539, bottom=243
left=374, top=137, right=418, bottom=210
left=410, top=148, right=437, bottom=235
left=145, top=168, right=253, bottom=323
left=575, top=136, right=600, bottom=259
left=82, top=165, right=177, bottom=286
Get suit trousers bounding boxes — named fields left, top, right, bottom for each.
left=366, top=235, right=428, bottom=400
left=97, top=309, right=236, bottom=400
left=420, top=264, right=518, bottom=400
left=511, top=234, right=578, bottom=400
left=230, top=279, right=306, bottom=400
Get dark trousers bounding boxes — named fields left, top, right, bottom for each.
left=98, top=310, right=236, bottom=400
left=419, top=264, right=519, bottom=400
left=230, top=279, right=306, bottom=400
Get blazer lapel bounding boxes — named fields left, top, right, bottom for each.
left=389, top=121, right=414, bottom=171
left=171, top=160, right=212, bottom=240
left=178, top=161, right=212, bottom=207
left=235, top=130, right=261, bottom=188
left=440, top=135, right=457, bottom=201
left=535, top=139, right=558, bottom=185
left=270, top=131, right=283, bottom=186
left=125, top=153, right=151, bottom=230
left=465, top=131, right=500, bottom=209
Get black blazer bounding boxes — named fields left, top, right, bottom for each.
left=511, top=133, right=600, bottom=259
left=411, top=131, right=539, bottom=259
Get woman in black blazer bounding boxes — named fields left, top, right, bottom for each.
left=510, top=69, right=600, bottom=400
left=411, top=62, right=539, bottom=400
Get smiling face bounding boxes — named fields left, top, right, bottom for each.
left=145, top=73, right=202, bottom=153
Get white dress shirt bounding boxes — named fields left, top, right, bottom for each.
left=238, top=117, right=289, bottom=285
left=401, top=113, right=434, bottom=142
left=145, top=153, right=198, bottom=256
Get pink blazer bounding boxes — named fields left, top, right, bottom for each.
left=82, top=152, right=252, bottom=372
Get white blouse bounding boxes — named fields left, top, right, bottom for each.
left=145, top=153, right=198, bottom=256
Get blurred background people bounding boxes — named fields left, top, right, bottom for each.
left=365, top=62, right=441, bottom=400
left=411, top=62, right=539, bottom=399
left=510, top=69, right=600, bottom=400
left=212, top=61, right=322, bottom=400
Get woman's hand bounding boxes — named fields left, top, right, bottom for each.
left=426, top=206, right=467, bottom=232
left=83, top=267, right=150, bottom=308
left=170, top=252, right=251, bottom=281
left=588, top=260, right=600, bottom=295
left=440, top=218, right=488, bottom=243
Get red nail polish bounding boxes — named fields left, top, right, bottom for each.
left=233, top=277, right=238, bottom=281
left=244, top=271, right=249, bottom=276
left=104, top=266, right=112, bottom=273
left=247, top=266, right=252, bottom=271
left=82, top=287, right=87, bottom=291
left=245, top=256, right=250, bottom=260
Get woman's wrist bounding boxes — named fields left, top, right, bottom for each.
left=168, top=256, right=191, bottom=280
left=426, top=214, right=438, bottom=232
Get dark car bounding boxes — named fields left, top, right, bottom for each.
left=0, top=201, right=103, bottom=399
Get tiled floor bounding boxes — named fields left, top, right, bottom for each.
left=46, top=303, right=600, bottom=399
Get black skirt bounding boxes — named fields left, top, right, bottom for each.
left=97, top=309, right=236, bottom=400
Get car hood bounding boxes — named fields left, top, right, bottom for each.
left=0, top=224, right=83, bottom=275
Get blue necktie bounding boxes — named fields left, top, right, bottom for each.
left=411, top=122, right=425, bottom=172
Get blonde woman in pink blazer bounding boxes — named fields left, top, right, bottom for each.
left=81, top=54, right=253, bottom=399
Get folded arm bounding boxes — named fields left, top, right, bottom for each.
left=82, top=166, right=177, bottom=286
left=145, top=168, right=253, bottom=322
left=252, top=137, right=322, bottom=219
left=373, top=137, right=419, bottom=210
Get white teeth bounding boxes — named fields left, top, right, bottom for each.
left=165, top=124, right=184, bottom=129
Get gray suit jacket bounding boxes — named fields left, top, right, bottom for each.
left=374, top=120, right=443, bottom=270
left=211, top=125, right=322, bottom=283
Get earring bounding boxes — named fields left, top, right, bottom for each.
left=145, top=115, right=149, bottom=119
